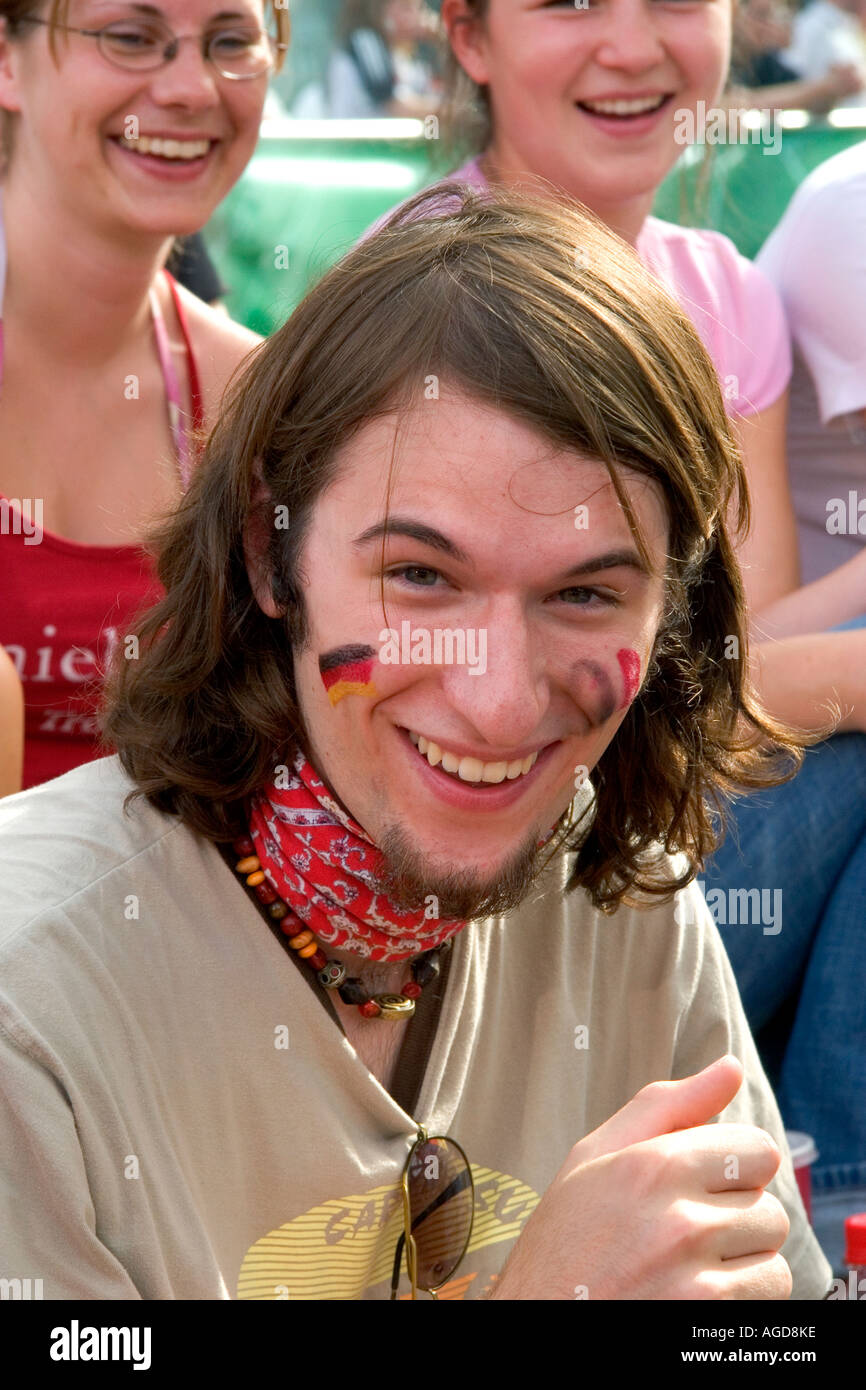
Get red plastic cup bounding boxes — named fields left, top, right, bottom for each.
left=786, top=1131, right=818, bottom=1223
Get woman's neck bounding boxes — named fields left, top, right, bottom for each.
left=478, top=144, right=655, bottom=249
left=1, top=175, right=175, bottom=368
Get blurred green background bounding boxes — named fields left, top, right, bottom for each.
left=205, top=119, right=866, bottom=336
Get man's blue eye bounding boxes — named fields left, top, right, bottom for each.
left=558, top=587, right=619, bottom=607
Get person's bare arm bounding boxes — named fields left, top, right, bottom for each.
left=0, top=647, right=24, bottom=797
left=751, top=546, right=866, bottom=640
left=733, top=391, right=801, bottom=612
left=749, top=629, right=866, bottom=734
left=724, top=64, right=864, bottom=114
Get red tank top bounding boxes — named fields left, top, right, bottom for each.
left=0, top=272, right=204, bottom=789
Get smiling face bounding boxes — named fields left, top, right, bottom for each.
left=0, top=0, right=269, bottom=237
left=445, top=0, right=731, bottom=235
left=274, top=387, right=668, bottom=919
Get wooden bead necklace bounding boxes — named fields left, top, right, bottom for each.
left=231, top=836, right=441, bottom=1020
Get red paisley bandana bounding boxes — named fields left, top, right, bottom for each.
left=247, top=752, right=467, bottom=963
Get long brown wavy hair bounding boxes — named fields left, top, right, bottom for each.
left=102, top=183, right=806, bottom=912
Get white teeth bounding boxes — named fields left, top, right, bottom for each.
left=407, top=729, right=540, bottom=784
left=583, top=96, right=665, bottom=116
left=481, top=762, right=508, bottom=784
left=120, top=135, right=211, bottom=160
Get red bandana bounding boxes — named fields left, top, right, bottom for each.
left=247, top=752, right=467, bottom=963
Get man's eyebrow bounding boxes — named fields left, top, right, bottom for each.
left=353, top=523, right=651, bottom=580
left=352, top=518, right=472, bottom=565
left=558, top=549, right=652, bottom=581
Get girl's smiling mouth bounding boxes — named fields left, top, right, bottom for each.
left=575, top=92, right=675, bottom=129
left=107, top=132, right=221, bottom=179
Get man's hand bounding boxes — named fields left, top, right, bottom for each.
left=491, top=1055, right=792, bottom=1300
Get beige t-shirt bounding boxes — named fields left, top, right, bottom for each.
left=0, top=756, right=831, bottom=1300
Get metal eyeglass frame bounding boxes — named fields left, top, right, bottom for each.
left=390, top=1126, right=475, bottom=1301
left=17, top=15, right=286, bottom=81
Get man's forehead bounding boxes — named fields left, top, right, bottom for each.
left=324, top=396, right=667, bottom=554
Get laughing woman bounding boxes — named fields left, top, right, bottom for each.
left=0, top=0, right=288, bottom=788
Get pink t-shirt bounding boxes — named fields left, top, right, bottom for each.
left=367, top=156, right=791, bottom=419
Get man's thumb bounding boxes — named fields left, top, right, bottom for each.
left=579, top=1055, right=744, bottom=1164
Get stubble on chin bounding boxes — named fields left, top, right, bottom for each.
left=374, top=819, right=564, bottom=924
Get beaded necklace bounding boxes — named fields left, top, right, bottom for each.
left=230, top=835, right=441, bottom=1020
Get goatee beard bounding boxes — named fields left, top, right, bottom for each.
left=373, top=818, right=565, bottom=922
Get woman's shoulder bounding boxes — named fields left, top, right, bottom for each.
left=171, top=281, right=263, bottom=421
left=639, top=215, right=751, bottom=280
left=639, top=217, right=790, bottom=414
left=639, top=216, right=784, bottom=326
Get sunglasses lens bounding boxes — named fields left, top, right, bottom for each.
left=405, top=1137, right=474, bottom=1290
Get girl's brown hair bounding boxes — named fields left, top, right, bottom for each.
left=0, top=0, right=290, bottom=170
left=103, top=183, right=805, bottom=912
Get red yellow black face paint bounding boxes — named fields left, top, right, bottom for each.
left=318, top=644, right=378, bottom=707
left=616, top=648, right=641, bottom=708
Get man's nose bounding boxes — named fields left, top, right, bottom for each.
left=438, top=607, right=548, bottom=753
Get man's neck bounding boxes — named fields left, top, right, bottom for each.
left=2, top=173, right=174, bottom=369
left=324, top=945, right=417, bottom=998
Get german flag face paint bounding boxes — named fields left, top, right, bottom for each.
left=318, top=644, right=378, bottom=708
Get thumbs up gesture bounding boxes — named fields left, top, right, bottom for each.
left=490, top=1056, right=792, bottom=1300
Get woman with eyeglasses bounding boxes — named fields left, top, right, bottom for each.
left=416, top=0, right=866, bottom=1261
left=0, top=0, right=289, bottom=789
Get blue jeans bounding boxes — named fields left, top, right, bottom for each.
left=703, top=615, right=866, bottom=1271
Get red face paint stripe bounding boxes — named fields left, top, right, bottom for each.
left=320, top=660, right=376, bottom=691
left=616, top=648, right=641, bottom=707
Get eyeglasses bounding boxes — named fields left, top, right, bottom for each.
left=18, top=16, right=285, bottom=81
left=390, top=1127, right=475, bottom=1300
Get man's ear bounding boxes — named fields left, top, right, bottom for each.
left=242, top=459, right=284, bottom=619
left=440, top=0, right=492, bottom=87
left=0, top=20, right=24, bottom=116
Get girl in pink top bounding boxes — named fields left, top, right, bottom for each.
left=425, top=0, right=865, bottom=739
left=438, top=0, right=798, bottom=616
left=429, top=1, right=866, bottom=1246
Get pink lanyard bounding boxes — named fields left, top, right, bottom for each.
left=0, top=190, right=193, bottom=493
left=149, top=282, right=193, bottom=492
